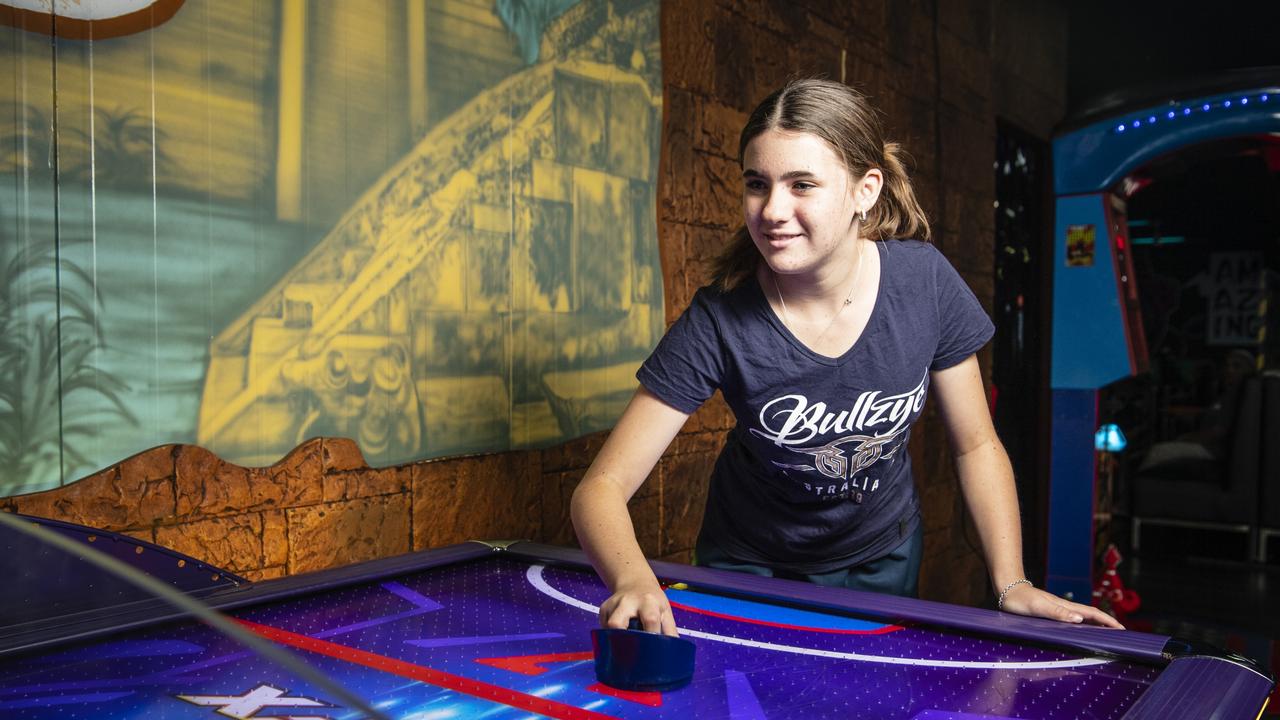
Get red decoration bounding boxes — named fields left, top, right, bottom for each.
left=1092, top=544, right=1141, bottom=623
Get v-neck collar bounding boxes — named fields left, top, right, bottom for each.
left=755, top=240, right=887, bottom=366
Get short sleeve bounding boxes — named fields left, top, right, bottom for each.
left=636, top=288, right=726, bottom=414
left=930, top=248, right=995, bottom=371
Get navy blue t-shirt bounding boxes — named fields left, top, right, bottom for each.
left=637, top=240, right=995, bottom=574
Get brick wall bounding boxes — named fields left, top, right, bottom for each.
left=3, top=0, right=1067, bottom=609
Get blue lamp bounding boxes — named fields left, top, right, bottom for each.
left=1094, top=423, right=1127, bottom=453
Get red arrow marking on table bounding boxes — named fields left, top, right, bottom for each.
left=236, top=620, right=617, bottom=720
left=588, top=682, right=663, bottom=707
left=475, top=652, right=664, bottom=707
left=476, top=653, right=664, bottom=706
left=475, top=650, right=594, bottom=675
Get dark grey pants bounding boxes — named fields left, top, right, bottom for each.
left=694, top=520, right=924, bottom=598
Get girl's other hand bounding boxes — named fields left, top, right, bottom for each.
left=1000, top=584, right=1124, bottom=629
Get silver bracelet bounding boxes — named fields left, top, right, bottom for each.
left=997, top=579, right=1032, bottom=611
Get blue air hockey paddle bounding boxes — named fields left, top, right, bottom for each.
left=591, top=618, right=696, bottom=691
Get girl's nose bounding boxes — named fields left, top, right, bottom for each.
left=760, top=188, right=792, bottom=223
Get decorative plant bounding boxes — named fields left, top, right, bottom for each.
left=0, top=101, right=161, bottom=493
left=0, top=240, right=135, bottom=494
left=63, top=105, right=174, bottom=190
left=3, top=102, right=174, bottom=189
left=0, top=102, right=53, bottom=176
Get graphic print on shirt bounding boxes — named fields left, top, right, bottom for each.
left=749, top=372, right=928, bottom=500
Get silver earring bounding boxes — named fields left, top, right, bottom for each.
left=859, top=209, right=867, bottom=222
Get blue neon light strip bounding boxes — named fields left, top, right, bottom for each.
left=1113, top=92, right=1270, bottom=135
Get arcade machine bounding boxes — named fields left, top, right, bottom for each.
left=1046, top=70, right=1280, bottom=601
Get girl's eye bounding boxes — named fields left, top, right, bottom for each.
left=744, top=179, right=767, bottom=192
left=792, top=182, right=816, bottom=192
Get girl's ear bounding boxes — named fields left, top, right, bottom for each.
left=855, top=168, right=884, bottom=215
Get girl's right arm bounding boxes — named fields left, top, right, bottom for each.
left=570, top=385, right=692, bottom=637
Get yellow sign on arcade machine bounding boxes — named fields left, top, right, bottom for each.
left=1065, top=224, right=1096, bottom=267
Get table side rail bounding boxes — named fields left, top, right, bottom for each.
left=1120, top=655, right=1275, bottom=720
left=506, top=542, right=1176, bottom=664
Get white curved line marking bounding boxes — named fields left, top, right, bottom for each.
left=526, top=565, right=1111, bottom=670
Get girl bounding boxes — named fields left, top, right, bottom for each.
left=571, top=78, right=1120, bottom=635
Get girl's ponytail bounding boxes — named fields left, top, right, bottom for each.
left=710, top=227, right=757, bottom=292
left=867, top=141, right=930, bottom=242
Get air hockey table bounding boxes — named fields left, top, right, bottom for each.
left=0, top=515, right=1273, bottom=719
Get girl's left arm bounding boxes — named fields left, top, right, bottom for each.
left=930, top=355, right=1123, bottom=629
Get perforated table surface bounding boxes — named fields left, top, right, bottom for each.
left=1, top=539, right=1272, bottom=719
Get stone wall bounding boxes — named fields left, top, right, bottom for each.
left=0, top=432, right=704, bottom=582
left=3, top=0, right=1068, bottom=607
left=2, top=439, right=525, bottom=581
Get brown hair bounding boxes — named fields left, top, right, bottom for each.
left=711, top=78, right=931, bottom=290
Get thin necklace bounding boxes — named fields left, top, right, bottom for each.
left=772, top=239, right=866, bottom=342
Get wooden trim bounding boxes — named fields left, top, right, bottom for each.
left=0, top=0, right=186, bottom=40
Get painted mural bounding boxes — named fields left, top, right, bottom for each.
left=0, top=0, right=663, bottom=496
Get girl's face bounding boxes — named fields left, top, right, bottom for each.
left=742, top=129, right=869, bottom=280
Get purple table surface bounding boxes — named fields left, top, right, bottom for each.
left=0, top=539, right=1272, bottom=720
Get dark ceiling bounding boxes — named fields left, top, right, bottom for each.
left=1064, top=1, right=1280, bottom=247
left=1066, top=0, right=1280, bottom=115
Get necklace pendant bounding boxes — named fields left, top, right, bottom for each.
left=843, top=298, right=853, bottom=305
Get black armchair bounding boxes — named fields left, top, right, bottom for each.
left=1130, top=374, right=1264, bottom=560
